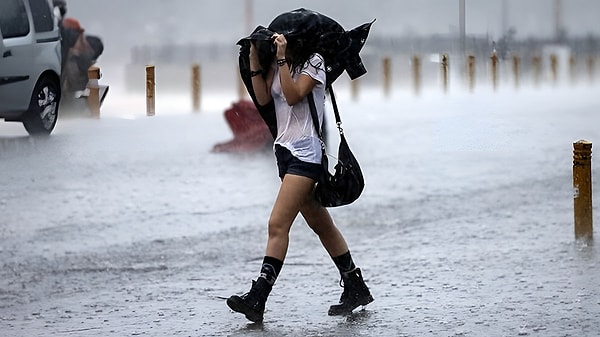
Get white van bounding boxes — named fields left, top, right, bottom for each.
left=0, top=0, right=61, bottom=136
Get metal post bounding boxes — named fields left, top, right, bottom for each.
left=467, top=55, right=475, bottom=92
left=146, top=65, right=156, bottom=116
left=412, top=55, right=421, bottom=96
left=441, top=53, right=449, bottom=93
left=569, top=55, right=576, bottom=85
left=532, top=56, right=542, bottom=87
left=550, top=54, right=558, bottom=84
left=513, top=55, right=520, bottom=89
left=573, top=140, right=593, bottom=240
left=587, top=55, right=595, bottom=83
left=87, top=66, right=101, bottom=119
left=192, top=64, right=201, bottom=112
left=351, top=78, right=359, bottom=101
left=382, top=57, right=391, bottom=97
left=491, top=51, right=498, bottom=91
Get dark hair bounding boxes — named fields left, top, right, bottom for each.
left=286, top=37, right=322, bottom=74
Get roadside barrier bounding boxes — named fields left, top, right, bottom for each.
left=192, top=64, right=201, bottom=112
left=146, top=65, right=156, bottom=116
left=441, top=53, right=449, bottom=93
left=86, top=66, right=109, bottom=118
left=573, top=140, right=593, bottom=240
left=87, top=66, right=101, bottom=118
left=382, top=56, right=391, bottom=98
left=131, top=53, right=597, bottom=116
left=491, top=51, right=498, bottom=91
left=467, top=55, right=476, bottom=92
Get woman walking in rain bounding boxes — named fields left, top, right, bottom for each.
left=226, top=13, right=374, bottom=323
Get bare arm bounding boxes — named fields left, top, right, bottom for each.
left=249, top=43, right=274, bottom=106
left=273, top=34, right=317, bottom=106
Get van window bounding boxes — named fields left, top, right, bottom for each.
left=30, top=0, right=54, bottom=33
left=0, top=0, right=30, bottom=39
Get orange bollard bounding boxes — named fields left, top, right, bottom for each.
left=382, top=57, right=391, bottom=97
left=412, top=55, right=421, bottom=96
left=573, top=140, right=593, bottom=240
left=441, top=53, right=449, bottom=93
left=587, top=55, right=595, bottom=83
left=87, top=66, right=101, bottom=118
left=569, top=55, right=576, bottom=84
left=351, top=78, right=359, bottom=101
left=512, top=55, right=520, bottom=89
left=491, top=51, right=498, bottom=91
left=146, top=65, right=156, bottom=116
left=550, top=54, right=558, bottom=84
left=532, top=56, right=542, bottom=87
left=192, top=64, right=201, bottom=112
left=467, top=55, right=476, bottom=92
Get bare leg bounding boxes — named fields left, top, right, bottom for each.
left=300, top=192, right=349, bottom=258
left=265, top=174, right=316, bottom=260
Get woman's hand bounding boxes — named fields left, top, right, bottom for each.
left=272, top=33, right=287, bottom=60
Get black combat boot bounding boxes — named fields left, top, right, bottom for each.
left=328, top=268, right=374, bottom=316
left=227, top=277, right=272, bottom=322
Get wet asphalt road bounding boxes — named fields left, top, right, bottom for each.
left=1, top=87, right=599, bottom=336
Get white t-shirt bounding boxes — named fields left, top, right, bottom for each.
left=271, top=53, right=326, bottom=164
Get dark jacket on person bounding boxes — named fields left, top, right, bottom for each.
left=237, top=8, right=374, bottom=138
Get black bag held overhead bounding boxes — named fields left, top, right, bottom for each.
left=309, top=86, right=364, bottom=207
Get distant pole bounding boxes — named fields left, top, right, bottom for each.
left=512, top=55, right=520, bottom=89
left=569, top=55, right=576, bottom=85
left=491, top=50, right=498, bottom=91
left=351, top=79, right=359, bottom=101
left=554, top=0, right=563, bottom=42
left=245, top=0, right=253, bottom=33
left=532, top=56, right=542, bottom=87
left=146, top=65, right=156, bottom=116
left=87, top=66, right=101, bottom=118
left=382, top=57, right=391, bottom=97
left=573, top=140, right=593, bottom=240
left=467, top=55, right=475, bottom=92
left=441, top=53, right=449, bottom=93
left=459, top=0, right=466, bottom=56
left=587, top=55, right=595, bottom=83
left=550, top=54, right=558, bottom=85
left=412, top=55, right=421, bottom=96
left=192, top=64, right=201, bottom=112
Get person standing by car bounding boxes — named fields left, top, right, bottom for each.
left=226, top=31, right=373, bottom=323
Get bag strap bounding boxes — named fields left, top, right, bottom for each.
left=308, top=84, right=344, bottom=143
left=308, top=92, right=323, bottom=141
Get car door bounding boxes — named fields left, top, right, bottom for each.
left=0, top=0, right=35, bottom=113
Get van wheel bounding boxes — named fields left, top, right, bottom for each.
left=22, top=76, right=61, bottom=136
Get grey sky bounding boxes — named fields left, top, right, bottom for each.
left=66, top=0, right=599, bottom=63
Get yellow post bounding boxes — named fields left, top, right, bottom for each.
left=192, top=64, right=201, bottom=112
left=238, top=64, right=246, bottom=100
left=412, top=54, right=421, bottom=96
left=573, top=140, right=593, bottom=240
left=512, top=55, right=520, bottom=89
left=587, top=55, right=595, bottom=83
left=351, top=78, right=359, bottom=101
left=87, top=66, right=101, bottom=119
left=146, top=65, right=156, bottom=116
left=382, top=56, right=391, bottom=97
left=532, top=56, right=542, bottom=87
left=569, top=55, right=576, bottom=84
left=550, top=54, right=558, bottom=84
left=441, top=53, right=449, bottom=93
left=467, top=55, right=476, bottom=92
left=491, top=51, right=498, bottom=91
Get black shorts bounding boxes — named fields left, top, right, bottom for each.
left=275, top=144, right=322, bottom=181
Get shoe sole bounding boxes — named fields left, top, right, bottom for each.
left=328, top=294, right=374, bottom=316
left=227, top=296, right=263, bottom=323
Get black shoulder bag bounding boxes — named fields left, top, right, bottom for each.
left=308, top=85, right=365, bottom=207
